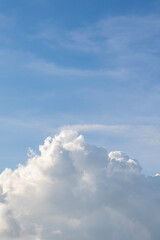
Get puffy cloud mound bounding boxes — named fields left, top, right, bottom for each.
left=0, top=130, right=160, bottom=240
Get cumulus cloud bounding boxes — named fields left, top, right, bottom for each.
left=0, top=130, right=159, bottom=239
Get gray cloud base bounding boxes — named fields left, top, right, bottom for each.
left=0, top=130, right=159, bottom=240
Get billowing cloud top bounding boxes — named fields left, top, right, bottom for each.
left=0, top=130, right=159, bottom=240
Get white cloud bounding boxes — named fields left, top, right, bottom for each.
left=62, top=123, right=160, bottom=146
left=32, top=15, right=160, bottom=55
left=60, top=123, right=131, bottom=133
left=27, top=59, right=127, bottom=78
left=30, top=15, right=160, bottom=82
left=0, top=129, right=159, bottom=239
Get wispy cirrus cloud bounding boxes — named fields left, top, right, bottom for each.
left=1, top=114, right=160, bottom=148
left=29, top=15, right=160, bottom=82
left=60, top=123, right=160, bottom=146
left=31, top=15, right=160, bottom=55
left=27, top=59, right=127, bottom=78
left=60, top=123, right=131, bottom=133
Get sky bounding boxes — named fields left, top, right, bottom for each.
left=1, top=1, right=160, bottom=239
left=0, top=0, right=160, bottom=175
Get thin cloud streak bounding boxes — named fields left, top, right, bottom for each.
left=27, top=60, right=127, bottom=78
left=29, top=15, right=160, bottom=83
left=60, top=124, right=131, bottom=133
left=1, top=117, right=160, bottom=147
left=60, top=124, right=160, bottom=146
left=31, top=15, right=160, bottom=54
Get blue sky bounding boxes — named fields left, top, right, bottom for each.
left=0, top=0, right=160, bottom=175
